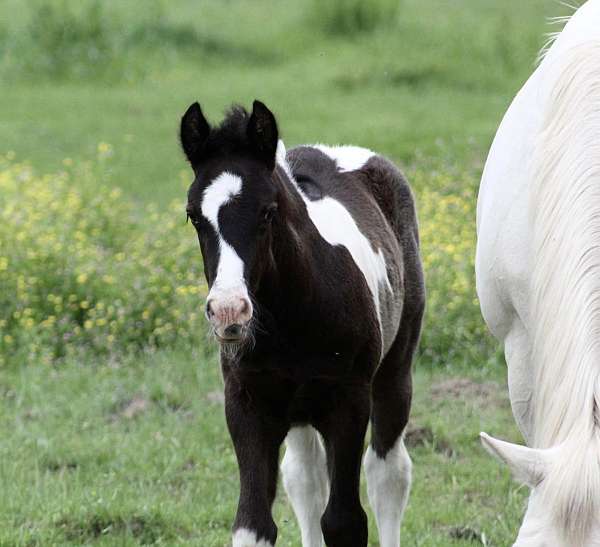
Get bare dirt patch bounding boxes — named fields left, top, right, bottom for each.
left=120, top=396, right=150, bottom=419
left=448, top=525, right=488, bottom=545
left=109, top=395, right=151, bottom=422
left=405, top=424, right=455, bottom=458
left=205, top=390, right=225, bottom=405
left=430, top=378, right=505, bottom=406
left=42, top=459, right=79, bottom=473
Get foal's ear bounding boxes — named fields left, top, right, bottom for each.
left=180, top=102, right=210, bottom=166
left=247, top=100, right=278, bottom=170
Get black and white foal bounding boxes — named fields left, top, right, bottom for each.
left=180, top=100, right=424, bottom=547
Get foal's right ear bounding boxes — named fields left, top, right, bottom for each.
left=247, top=100, right=278, bottom=170
left=180, top=102, right=210, bottom=166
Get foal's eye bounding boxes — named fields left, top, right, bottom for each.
left=186, top=213, right=200, bottom=227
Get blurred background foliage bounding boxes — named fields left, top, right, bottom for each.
left=0, top=154, right=492, bottom=369
left=0, top=0, right=562, bottom=201
left=0, top=0, right=568, bottom=370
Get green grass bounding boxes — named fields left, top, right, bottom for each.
left=0, top=349, right=526, bottom=546
left=0, top=0, right=569, bottom=204
left=0, top=0, right=572, bottom=544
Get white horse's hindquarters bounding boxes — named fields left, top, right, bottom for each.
left=477, top=0, right=600, bottom=328
left=475, top=73, right=540, bottom=342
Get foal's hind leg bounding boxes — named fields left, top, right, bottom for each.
left=281, top=426, right=329, bottom=547
left=364, top=307, right=423, bottom=547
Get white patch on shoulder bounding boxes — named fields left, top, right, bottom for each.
left=306, top=196, right=392, bottom=329
left=232, top=528, right=273, bottom=547
left=201, top=172, right=247, bottom=298
left=312, top=144, right=374, bottom=172
left=277, top=142, right=391, bottom=353
left=364, top=436, right=412, bottom=547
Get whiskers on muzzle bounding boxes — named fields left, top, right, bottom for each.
left=209, top=318, right=257, bottom=361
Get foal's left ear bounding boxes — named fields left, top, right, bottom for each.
left=180, top=102, right=211, bottom=166
left=247, top=100, right=278, bottom=170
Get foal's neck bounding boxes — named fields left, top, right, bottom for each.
left=273, top=163, right=316, bottom=274
left=257, top=163, right=321, bottom=316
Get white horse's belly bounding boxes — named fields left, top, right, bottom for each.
left=477, top=0, right=600, bottom=334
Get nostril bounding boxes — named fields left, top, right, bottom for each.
left=224, top=324, right=243, bottom=338
left=206, top=300, right=215, bottom=319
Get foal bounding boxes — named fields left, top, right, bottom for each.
left=180, top=100, right=424, bottom=547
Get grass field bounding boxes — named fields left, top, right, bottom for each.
left=0, top=0, right=572, bottom=545
left=1, top=351, right=526, bottom=546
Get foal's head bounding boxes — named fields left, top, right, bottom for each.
left=180, top=100, right=281, bottom=349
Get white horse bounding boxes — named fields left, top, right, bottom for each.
left=476, top=1, right=600, bottom=545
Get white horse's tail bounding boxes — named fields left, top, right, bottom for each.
left=530, top=40, right=600, bottom=543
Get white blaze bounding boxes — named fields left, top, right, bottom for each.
left=304, top=196, right=392, bottom=330
left=201, top=172, right=249, bottom=304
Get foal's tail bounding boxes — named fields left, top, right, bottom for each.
left=529, top=40, right=600, bottom=544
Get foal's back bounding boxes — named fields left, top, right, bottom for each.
left=286, top=144, right=420, bottom=357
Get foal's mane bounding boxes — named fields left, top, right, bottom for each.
left=530, top=40, right=600, bottom=543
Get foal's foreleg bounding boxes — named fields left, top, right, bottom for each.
left=365, top=309, right=422, bottom=547
left=225, top=381, right=285, bottom=547
left=281, top=426, right=329, bottom=547
left=317, top=384, right=371, bottom=547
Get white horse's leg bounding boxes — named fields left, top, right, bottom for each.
left=281, top=426, right=329, bottom=547
left=504, top=322, right=535, bottom=444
